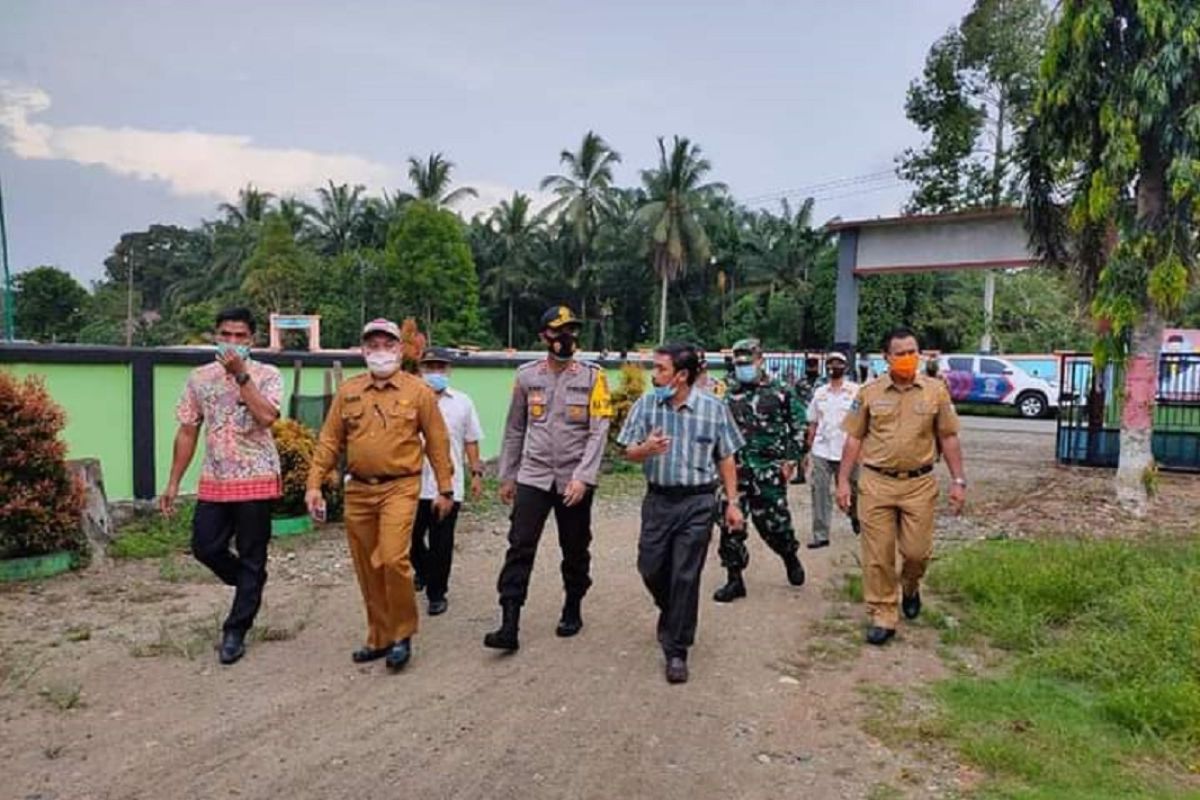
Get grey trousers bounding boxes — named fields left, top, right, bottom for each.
left=637, top=491, right=716, bottom=660
left=810, top=456, right=857, bottom=544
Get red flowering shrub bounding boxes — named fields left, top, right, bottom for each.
left=0, top=372, right=86, bottom=559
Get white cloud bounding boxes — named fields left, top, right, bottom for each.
left=0, top=82, right=398, bottom=199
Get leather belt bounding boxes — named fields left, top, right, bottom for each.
left=349, top=473, right=413, bottom=485
left=863, top=464, right=934, bottom=480
left=648, top=483, right=717, bottom=497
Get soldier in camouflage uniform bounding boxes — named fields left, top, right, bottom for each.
left=790, top=356, right=824, bottom=485
left=713, top=339, right=807, bottom=602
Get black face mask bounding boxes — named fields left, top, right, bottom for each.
left=805, top=369, right=820, bottom=381
left=829, top=367, right=846, bottom=379
left=548, top=331, right=577, bottom=360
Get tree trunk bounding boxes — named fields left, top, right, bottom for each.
left=1116, top=144, right=1168, bottom=515
left=506, top=296, right=513, bottom=350
left=658, top=272, right=669, bottom=344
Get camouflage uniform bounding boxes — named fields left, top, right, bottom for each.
left=715, top=340, right=807, bottom=597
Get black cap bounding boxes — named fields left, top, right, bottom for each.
left=540, top=305, right=581, bottom=331
left=419, top=346, right=454, bottom=365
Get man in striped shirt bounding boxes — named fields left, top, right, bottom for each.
left=618, top=343, right=745, bottom=684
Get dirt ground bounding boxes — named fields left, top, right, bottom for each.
left=3, top=418, right=1198, bottom=800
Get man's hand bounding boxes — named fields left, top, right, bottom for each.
left=724, top=502, right=745, bottom=532
left=562, top=479, right=588, bottom=507
left=159, top=481, right=180, bottom=517
left=835, top=479, right=852, bottom=513
left=217, top=349, right=246, bottom=377
left=470, top=474, right=483, bottom=501
left=499, top=479, right=517, bottom=505
left=948, top=482, right=967, bottom=515
left=781, top=461, right=796, bottom=483
left=305, top=488, right=325, bottom=520
left=433, top=494, right=455, bottom=520
left=642, top=428, right=671, bottom=457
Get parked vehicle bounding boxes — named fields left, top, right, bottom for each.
left=938, top=354, right=1059, bottom=418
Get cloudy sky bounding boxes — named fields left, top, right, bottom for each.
left=1, top=0, right=972, bottom=283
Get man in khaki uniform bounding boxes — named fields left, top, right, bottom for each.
left=306, top=319, right=454, bottom=671
left=483, top=305, right=612, bottom=652
left=837, top=327, right=966, bottom=645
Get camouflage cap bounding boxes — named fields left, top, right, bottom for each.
left=731, top=338, right=761, bottom=365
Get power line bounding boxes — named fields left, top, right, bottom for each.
left=742, top=170, right=899, bottom=206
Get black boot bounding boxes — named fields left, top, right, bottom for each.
left=783, top=552, right=806, bottom=587
left=483, top=601, right=520, bottom=651
left=218, top=629, right=245, bottom=665
left=555, top=596, right=583, bottom=637
left=712, top=570, right=747, bottom=603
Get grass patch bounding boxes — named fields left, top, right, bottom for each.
left=38, top=681, right=83, bottom=711
left=926, top=538, right=1200, bottom=798
left=130, top=615, right=220, bottom=660
left=109, top=504, right=194, bottom=560
left=157, top=555, right=214, bottom=584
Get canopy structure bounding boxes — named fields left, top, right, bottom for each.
left=827, top=207, right=1037, bottom=356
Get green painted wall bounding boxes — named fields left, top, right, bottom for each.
left=3, top=363, right=134, bottom=500
left=11, top=358, right=636, bottom=502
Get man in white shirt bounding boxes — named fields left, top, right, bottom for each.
left=804, top=351, right=860, bottom=548
left=413, top=347, right=484, bottom=615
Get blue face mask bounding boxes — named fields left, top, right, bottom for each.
left=734, top=365, right=758, bottom=384
left=653, top=385, right=675, bottom=402
left=216, top=343, right=251, bottom=360
left=424, top=373, right=450, bottom=393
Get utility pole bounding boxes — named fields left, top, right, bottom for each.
left=981, top=94, right=1007, bottom=355
left=0, top=174, right=14, bottom=341
left=125, top=247, right=135, bottom=347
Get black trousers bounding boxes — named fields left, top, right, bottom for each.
left=410, top=499, right=461, bottom=601
left=497, top=483, right=594, bottom=606
left=637, top=492, right=717, bottom=660
left=191, top=500, right=273, bottom=634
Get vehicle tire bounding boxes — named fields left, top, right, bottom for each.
left=1016, top=391, right=1048, bottom=418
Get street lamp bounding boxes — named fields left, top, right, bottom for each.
left=0, top=174, right=14, bottom=341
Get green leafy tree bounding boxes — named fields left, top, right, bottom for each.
left=1023, top=0, right=1200, bottom=511
left=484, top=192, right=543, bottom=348
left=241, top=215, right=318, bottom=317
left=102, top=224, right=212, bottom=314
left=305, top=181, right=367, bottom=255
left=637, top=136, right=726, bottom=343
left=13, top=266, right=88, bottom=342
left=385, top=201, right=487, bottom=345
left=219, top=184, right=275, bottom=227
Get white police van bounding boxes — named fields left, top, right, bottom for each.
left=938, top=354, right=1059, bottom=418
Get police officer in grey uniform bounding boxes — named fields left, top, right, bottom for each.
left=483, top=306, right=614, bottom=652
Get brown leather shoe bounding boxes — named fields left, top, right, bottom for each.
left=665, top=656, right=688, bottom=684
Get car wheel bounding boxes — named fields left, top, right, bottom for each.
left=1017, top=391, right=1048, bottom=418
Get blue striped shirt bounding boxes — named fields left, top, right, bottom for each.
left=617, top=388, right=745, bottom=486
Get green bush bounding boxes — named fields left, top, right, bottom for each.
left=0, top=372, right=86, bottom=559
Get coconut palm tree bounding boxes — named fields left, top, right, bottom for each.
left=305, top=181, right=367, bottom=255
left=636, top=136, right=726, bottom=342
left=540, top=131, right=622, bottom=340
left=219, top=184, right=275, bottom=227
left=403, top=153, right=478, bottom=208
left=485, top=192, right=544, bottom=347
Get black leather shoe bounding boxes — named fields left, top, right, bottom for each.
left=218, top=630, right=245, bottom=665
left=902, top=591, right=922, bottom=620
left=351, top=645, right=391, bottom=664
left=483, top=603, right=520, bottom=652
left=806, top=540, right=830, bottom=550
left=385, top=638, right=412, bottom=671
left=783, top=553, right=806, bottom=586
left=665, top=656, right=689, bottom=684
left=428, top=597, right=449, bottom=616
left=865, top=626, right=896, bottom=646
left=713, top=571, right=746, bottom=603
left=555, top=597, right=583, bottom=637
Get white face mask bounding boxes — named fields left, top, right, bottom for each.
left=365, top=351, right=400, bottom=377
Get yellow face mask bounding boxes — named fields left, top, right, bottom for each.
left=888, top=353, right=920, bottom=381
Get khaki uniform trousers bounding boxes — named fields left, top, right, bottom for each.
left=343, top=476, right=421, bottom=649
left=858, top=469, right=938, bottom=628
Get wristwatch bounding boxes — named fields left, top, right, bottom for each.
left=235, top=372, right=251, bottom=387
left=439, top=490, right=454, bottom=499
left=952, top=477, right=968, bottom=487
left=470, top=466, right=485, bottom=477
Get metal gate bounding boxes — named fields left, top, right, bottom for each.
left=1056, top=352, right=1200, bottom=472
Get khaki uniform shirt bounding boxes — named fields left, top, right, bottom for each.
left=307, top=372, right=453, bottom=492
left=842, top=374, right=960, bottom=471
left=498, top=358, right=613, bottom=490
